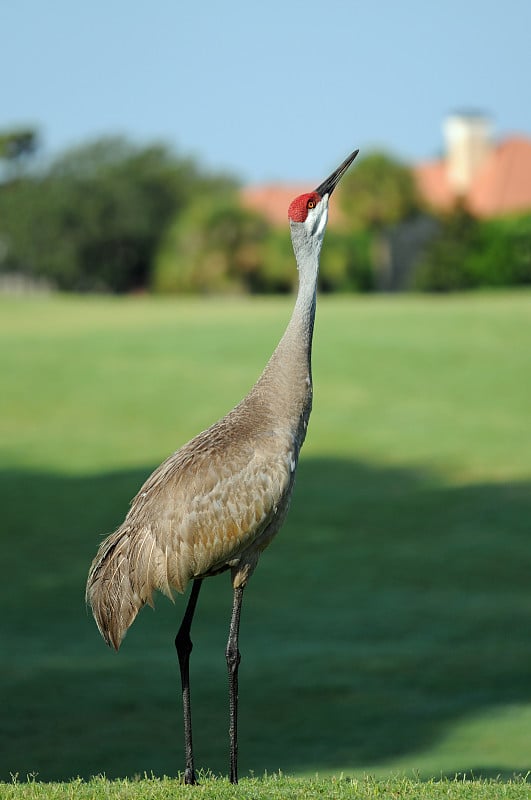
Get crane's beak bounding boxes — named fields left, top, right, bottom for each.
left=315, top=149, right=359, bottom=198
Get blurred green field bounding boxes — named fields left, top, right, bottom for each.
left=1, top=291, right=531, bottom=783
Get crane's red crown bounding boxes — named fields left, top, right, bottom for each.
left=288, top=192, right=321, bottom=223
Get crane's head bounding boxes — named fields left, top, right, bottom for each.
left=288, top=149, right=359, bottom=242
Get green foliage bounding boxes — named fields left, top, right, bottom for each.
left=319, top=229, right=374, bottom=291
left=413, top=207, right=531, bottom=291
left=250, top=227, right=375, bottom=295
left=0, top=128, right=529, bottom=296
left=254, top=229, right=298, bottom=293
left=1, top=294, right=531, bottom=784
left=339, top=151, right=422, bottom=231
left=470, top=214, right=531, bottom=286
left=154, top=218, right=374, bottom=296
left=0, top=128, right=38, bottom=178
left=153, top=196, right=270, bottom=294
left=412, top=206, right=480, bottom=291
left=0, top=136, right=234, bottom=292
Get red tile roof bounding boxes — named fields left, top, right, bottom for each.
left=241, top=184, right=309, bottom=227
left=413, top=160, right=455, bottom=212
left=468, top=136, right=531, bottom=217
left=414, top=135, right=531, bottom=218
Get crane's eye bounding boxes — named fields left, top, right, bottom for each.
left=307, top=199, right=316, bottom=210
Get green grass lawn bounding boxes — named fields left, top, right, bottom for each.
left=2, top=774, right=531, bottom=800
left=1, top=291, right=531, bottom=788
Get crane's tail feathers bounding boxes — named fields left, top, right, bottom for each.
left=85, top=523, right=179, bottom=650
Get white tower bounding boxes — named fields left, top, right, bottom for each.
left=444, top=112, right=492, bottom=195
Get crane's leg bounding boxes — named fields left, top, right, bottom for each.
left=226, top=584, right=244, bottom=785
left=175, top=578, right=203, bottom=785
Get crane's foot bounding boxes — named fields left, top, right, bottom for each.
left=183, top=767, right=197, bottom=785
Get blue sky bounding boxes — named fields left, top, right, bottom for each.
left=1, top=0, right=530, bottom=183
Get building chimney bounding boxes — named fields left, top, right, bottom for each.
left=444, top=112, right=492, bottom=195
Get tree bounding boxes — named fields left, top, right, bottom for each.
left=153, top=196, right=270, bottom=294
left=0, top=127, right=38, bottom=178
left=0, top=136, right=234, bottom=291
left=338, top=151, right=422, bottom=231
left=413, top=206, right=531, bottom=291
left=412, top=205, right=479, bottom=291
left=319, top=229, right=374, bottom=292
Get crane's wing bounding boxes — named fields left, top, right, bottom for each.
left=86, top=418, right=296, bottom=649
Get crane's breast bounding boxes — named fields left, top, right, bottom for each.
left=186, top=442, right=293, bottom=576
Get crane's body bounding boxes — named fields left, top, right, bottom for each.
left=86, top=149, right=359, bottom=784
left=88, top=292, right=314, bottom=648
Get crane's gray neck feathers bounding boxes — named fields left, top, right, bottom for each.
left=288, top=203, right=327, bottom=350
left=253, top=200, right=328, bottom=428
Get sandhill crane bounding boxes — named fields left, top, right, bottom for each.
left=86, top=149, right=359, bottom=785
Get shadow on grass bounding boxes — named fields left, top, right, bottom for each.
left=1, top=458, right=531, bottom=780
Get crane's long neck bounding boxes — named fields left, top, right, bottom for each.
left=283, top=197, right=329, bottom=363
left=285, top=221, right=322, bottom=368
left=253, top=210, right=326, bottom=439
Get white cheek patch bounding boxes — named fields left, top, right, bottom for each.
left=307, top=196, right=329, bottom=241
left=315, top=197, right=329, bottom=238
